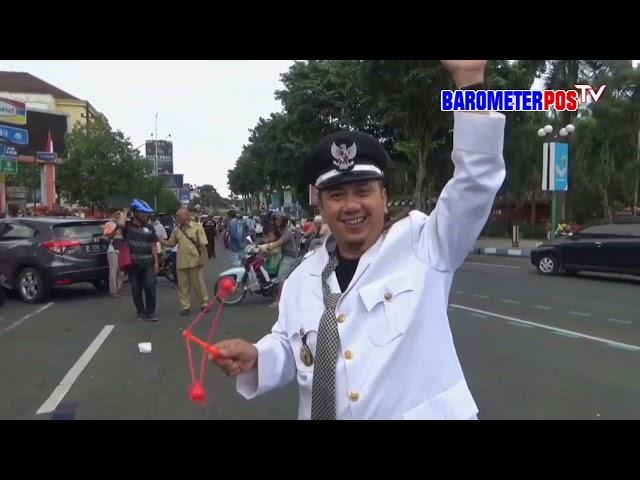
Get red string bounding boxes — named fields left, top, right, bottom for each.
left=198, top=301, right=225, bottom=384
left=186, top=336, right=196, bottom=384
left=184, top=287, right=229, bottom=401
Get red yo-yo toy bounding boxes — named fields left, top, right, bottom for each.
left=188, top=382, right=207, bottom=404
left=218, top=276, right=236, bottom=298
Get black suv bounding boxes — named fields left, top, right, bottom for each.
left=531, top=221, right=640, bottom=277
left=0, top=217, right=110, bottom=303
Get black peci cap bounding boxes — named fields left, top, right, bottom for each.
left=303, top=131, right=390, bottom=190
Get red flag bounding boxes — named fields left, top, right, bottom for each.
left=46, top=131, right=54, bottom=153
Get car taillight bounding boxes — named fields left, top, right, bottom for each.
left=41, top=239, right=82, bottom=255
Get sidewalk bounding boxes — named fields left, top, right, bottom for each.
left=472, top=237, right=545, bottom=258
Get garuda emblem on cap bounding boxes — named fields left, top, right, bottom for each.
left=330, top=141, right=357, bottom=171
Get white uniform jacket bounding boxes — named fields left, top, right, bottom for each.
left=237, top=112, right=506, bottom=419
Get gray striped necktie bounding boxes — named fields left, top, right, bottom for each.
left=311, top=252, right=342, bottom=420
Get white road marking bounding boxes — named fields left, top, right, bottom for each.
left=607, top=343, right=638, bottom=352
left=36, top=325, right=115, bottom=415
left=553, top=331, right=580, bottom=339
left=532, top=305, right=551, bottom=311
left=569, top=311, right=591, bottom=317
left=474, top=294, right=489, bottom=299
left=507, top=321, right=533, bottom=328
left=0, top=303, right=54, bottom=337
left=608, top=318, right=632, bottom=325
left=471, top=313, right=487, bottom=319
left=453, top=290, right=464, bottom=295
left=500, top=299, right=521, bottom=305
left=449, top=304, right=640, bottom=352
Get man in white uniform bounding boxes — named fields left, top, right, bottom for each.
left=211, top=60, right=505, bottom=420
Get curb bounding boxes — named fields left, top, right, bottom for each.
left=473, top=247, right=531, bottom=258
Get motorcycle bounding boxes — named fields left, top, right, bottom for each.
left=158, top=248, right=177, bottom=284
left=214, top=236, right=279, bottom=306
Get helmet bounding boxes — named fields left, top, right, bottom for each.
left=130, top=199, right=154, bottom=214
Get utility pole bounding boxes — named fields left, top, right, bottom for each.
left=155, top=113, right=158, bottom=211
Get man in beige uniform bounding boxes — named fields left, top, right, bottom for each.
left=160, top=208, right=209, bottom=315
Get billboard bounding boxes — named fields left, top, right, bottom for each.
left=0, top=98, right=27, bottom=125
left=541, top=141, right=569, bottom=192
left=0, top=109, right=68, bottom=158
left=180, top=187, right=191, bottom=203
left=145, top=140, right=173, bottom=174
left=553, top=142, right=569, bottom=191
left=159, top=173, right=183, bottom=189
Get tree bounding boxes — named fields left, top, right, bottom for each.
left=197, top=184, right=227, bottom=211
left=156, top=188, right=181, bottom=214
left=5, top=162, right=41, bottom=197
left=357, top=60, right=451, bottom=212
left=58, top=117, right=154, bottom=211
left=487, top=61, right=547, bottom=226
left=573, top=61, right=640, bottom=220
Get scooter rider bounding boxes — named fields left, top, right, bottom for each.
left=259, top=211, right=298, bottom=309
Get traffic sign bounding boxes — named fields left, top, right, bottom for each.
left=0, top=157, right=18, bottom=174
left=37, top=151, right=57, bottom=162
left=0, top=124, right=29, bottom=145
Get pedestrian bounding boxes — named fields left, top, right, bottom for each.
left=104, top=209, right=125, bottom=298
left=203, top=217, right=217, bottom=258
left=545, top=220, right=552, bottom=240
left=118, top=199, right=159, bottom=322
left=226, top=210, right=248, bottom=267
left=160, top=208, right=209, bottom=316
left=151, top=214, right=168, bottom=245
left=307, top=215, right=330, bottom=251
left=211, top=61, right=505, bottom=420
left=246, top=216, right=256, bottom=241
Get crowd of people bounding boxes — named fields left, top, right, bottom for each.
left=100, top=199, right=331, bottom=321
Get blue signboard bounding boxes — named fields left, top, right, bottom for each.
left=554, top=142, right=569, bottom=191
left=0, top=125, right=29, bottom=145
left=37, top=151, right=57, bottom=162
left=180, top=187, right=190, bottom=203
left=0, top=144, right=17, bottom=156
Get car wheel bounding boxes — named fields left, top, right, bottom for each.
left=91, top=279, right=109, bottom=291
left=17, top=267, right=50, bottom=303
left=537, top=254, right=559, bottom=275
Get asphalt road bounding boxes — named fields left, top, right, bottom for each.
left=1, top=239, right=638, bottom=419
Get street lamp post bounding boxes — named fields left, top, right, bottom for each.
left=538, top=123, right=575, bottom=238
left=149, top=118, right=174, bottom=210
left=155, top=114, right=159, bottom=211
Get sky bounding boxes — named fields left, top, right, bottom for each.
left=0, top=60, right=294, bottom=197
left=1, top=60, right=637, bottom=197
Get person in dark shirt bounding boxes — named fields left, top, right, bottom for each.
left=119, top=199, right=160, bottom=322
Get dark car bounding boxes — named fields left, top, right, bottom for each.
left=0, top=217, right=110, bottom=303
left=531, top=222, right=640, bottom=276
